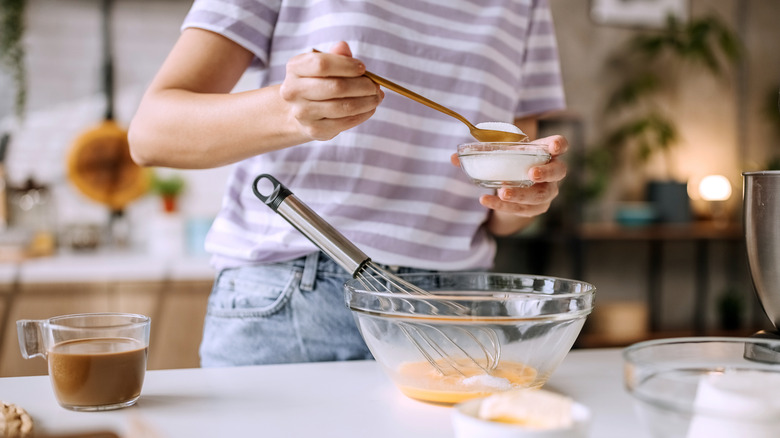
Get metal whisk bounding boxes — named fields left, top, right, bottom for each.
left=252, top=174, right=501, bottom=376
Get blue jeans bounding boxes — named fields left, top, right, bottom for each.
left=200, top=252, right=433, bottom=367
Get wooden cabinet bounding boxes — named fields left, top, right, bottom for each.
left=0, top=275, right=212, bottom=377
left=147, top=280, right=211, bottom=370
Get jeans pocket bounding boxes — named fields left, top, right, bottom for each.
left=206, top=264, right=301, bottom=318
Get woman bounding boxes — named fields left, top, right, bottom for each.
left=129, top=0, right=569, bottom=366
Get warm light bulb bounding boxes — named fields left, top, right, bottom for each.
left=699, top=175, right=732, bottom=201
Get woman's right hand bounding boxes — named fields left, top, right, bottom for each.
left=279, top=41, right=384, bottom=141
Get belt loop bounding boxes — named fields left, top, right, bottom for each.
left=300, top=251, right=320, bottom=292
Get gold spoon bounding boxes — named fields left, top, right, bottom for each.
left=312, top=49, right=528, bottom=143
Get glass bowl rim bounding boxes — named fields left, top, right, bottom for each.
left=345, top=271, right=595, bottom=321
left=344, top=271, right=596, bottom=301
left=457, top=142, right=551, bottom=155
left=622, top=336, right=780, bottom=364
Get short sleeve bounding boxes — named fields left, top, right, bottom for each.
left=181, top=0, right=282, bottom=69
left=516, top=0, right=566, bottom=118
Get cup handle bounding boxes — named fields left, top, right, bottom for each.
left=16, top=320, right=45, bottom=359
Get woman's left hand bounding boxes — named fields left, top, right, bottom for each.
left=451, top=135, right=569, bottom=236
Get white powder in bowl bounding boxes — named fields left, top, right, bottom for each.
left=460, top=151, right=548, bottom=181
left=458, top=146, right=550, bottom=188
left=461, top=374, right=514, bottom=392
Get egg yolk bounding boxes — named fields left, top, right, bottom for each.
left=393, top=359, right=538, bottom=405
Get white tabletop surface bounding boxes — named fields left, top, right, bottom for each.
left=0, top=348, right=647, bottom=438
left=4, top=251, right=215, bottom=284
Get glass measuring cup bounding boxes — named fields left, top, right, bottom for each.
left=17, top=313, right=151, bottom=411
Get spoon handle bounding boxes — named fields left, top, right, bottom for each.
left=311, top=49, right=475, bottom=130
left=362, top=71, right=476, bottom=130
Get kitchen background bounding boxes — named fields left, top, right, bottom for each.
left=0, top=0, right=778, bottom=374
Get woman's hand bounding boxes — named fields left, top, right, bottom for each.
left=280, top=41, right=385, bottom=141
left=452, top=135, right=569, bottom=236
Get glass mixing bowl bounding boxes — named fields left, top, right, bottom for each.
left=345, top=272, right=595, bottom=405
left=623, top=337, right=780, bottom=438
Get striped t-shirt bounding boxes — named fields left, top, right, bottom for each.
left=183, top=0, right=566, bottom=271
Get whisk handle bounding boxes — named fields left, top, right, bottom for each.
left=252, top=174, right=371, bottom=277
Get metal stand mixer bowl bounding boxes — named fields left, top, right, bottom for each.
left=743, top=171, right=780, bottom=361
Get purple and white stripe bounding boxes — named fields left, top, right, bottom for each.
left=184, top=0, right=566, bottom=270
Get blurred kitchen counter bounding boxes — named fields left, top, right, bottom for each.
left=0, top=349, right=644, bottom=438
left=3, top=250, right=215, bottom=283
left=0, top=251, right=216, bottom=377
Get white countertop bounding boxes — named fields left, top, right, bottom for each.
left=1, top=251, right=215, bottom=284
left=0, top=348, right=648, bottom=438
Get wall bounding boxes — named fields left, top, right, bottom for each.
left=550, top=0, right=779, bottom=215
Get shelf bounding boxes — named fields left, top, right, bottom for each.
left=576, top=221, right=742, bottom=241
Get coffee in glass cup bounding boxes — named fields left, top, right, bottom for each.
left=17, top=313, right=151, bottom=411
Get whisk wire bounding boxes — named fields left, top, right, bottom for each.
left=360, top=263, right=428, bottom=295
left=399, top=324, right=457, bottom=376
left=358, top=262, right=471, bottom=315
left=356, top=262, right=501, bottom=375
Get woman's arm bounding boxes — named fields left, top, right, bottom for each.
left=128, top=32, right=382, bottom=169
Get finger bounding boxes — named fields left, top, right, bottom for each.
left=292, top=92, right=384, bottom=121
left=301, top=110, right=378, bottom=141
left=496, top=182, right=559, bottom=206
left=329, top=41, right=353, bottom=57
left=284, top=75, right=382, bottom=102
left=528, top=158, right=567, bottom=183
left=532, top=134, right=568, bottom=156
left=450, top=153, right=460, bottom=167
left=293, top=50, right=366, bottom=79
left=479, top=193, right=552, bottom=217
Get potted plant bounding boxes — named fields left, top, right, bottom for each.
left=577, top=14, right=740, bottom=221
left=0, top=0, right=28, bottom=118
left=150, top=171, right=186, bottom=213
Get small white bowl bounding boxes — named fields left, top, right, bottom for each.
left=457, top=142, right=551, bottom=188
left=451, top=396, right=591, bottom=438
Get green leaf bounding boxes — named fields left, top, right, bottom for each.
left=604, top=73, right=660, bottom=113
left=150, top=172, right=186, bottom=197
left=0, top=0, right=28, bottom=118
left=583, top=13, right=738, bottom=199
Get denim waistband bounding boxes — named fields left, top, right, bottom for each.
left=282, top=252, right=436, bottom=292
